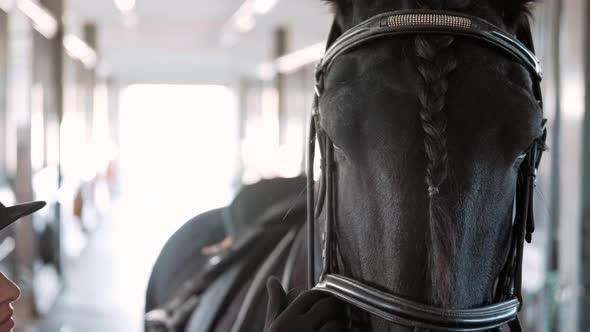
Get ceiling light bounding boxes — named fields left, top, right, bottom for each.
left=256, top=41, right=326, bottom=79
left=114, top=0, right=135, bottom=13
left=252, top=0, right=278, bottom=15
left=234, top=13, right=255, bottom=33
left=63, top=34, right=98, bottom=69
left=0, top=0, right=14, bottom=12
left=222, top=0, right=279, bottom=45
left=276, top=42, right=325, bottom=74
left=16, top=0, right=58, bottom=39
left=231, top=2, right=255, bottom=33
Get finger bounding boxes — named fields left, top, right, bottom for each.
left=286, top=287, right=305, bottom=303
left=305, top=297, right=347, bottom=328
left=286, top=290, right=331, bottom=314
left=306, top=296, right=345, bottom=316
left=265, top=277, right=288, bottom=326
left=318, top=321, right=348, bottom=332
left=266, top=277, right=288, bottom=308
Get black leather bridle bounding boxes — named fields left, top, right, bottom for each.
left=306, top=9, right=547, bottom=332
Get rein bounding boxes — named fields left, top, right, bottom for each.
left=306, top=9, right=547, bottom=332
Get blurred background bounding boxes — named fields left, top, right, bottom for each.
left=0, top=0, right=587, bottom=331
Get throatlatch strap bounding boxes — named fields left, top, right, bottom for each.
left=509, top=316, right=523, bottom=332
left=307, top=111, right=318, bottom=289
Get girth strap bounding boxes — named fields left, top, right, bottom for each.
left=315, top=274, right=521, bottom=332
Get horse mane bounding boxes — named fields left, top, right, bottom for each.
left=414, top=0, right=536, bottom=307
left=414, top=0, right=462, bottom=307
left=494, top=0, right=536, bottom=30
left=322, top=0, right=537, bottom=23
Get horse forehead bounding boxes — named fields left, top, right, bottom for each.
left=321, top=38, right=538, bottom=149
left=448, top=66, right=537, bottom=126
left=321, top=41, right=422, bottom=114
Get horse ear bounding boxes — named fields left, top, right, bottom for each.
left=322, top=0, right=348, bottom=14
left=497, top=0, right=537, bottom=28
left=321, top=0, right=348, bottom=43
left=326, top=20, right=343, bottom=47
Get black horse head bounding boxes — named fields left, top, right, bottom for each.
left=314, top=0, right=543, bottom=330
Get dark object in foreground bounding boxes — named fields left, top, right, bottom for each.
left=0, top=201, right=47, bottom=231
left=264, top=277, right=347, bottom=332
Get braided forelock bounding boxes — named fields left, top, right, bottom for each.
left=415, top=0, right=469, bottom=307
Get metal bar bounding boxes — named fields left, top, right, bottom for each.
left=274, top=27, right=288, bottom=145
left=580, top=0, right=590, bottom=329
left=0, top=9, right=7, bottom=175
left=306, top=115, right=317, bottom=289
left=546, top=0, right=563, bottom=331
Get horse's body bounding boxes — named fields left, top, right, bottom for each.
left=146, top=1, right=546, bottom=331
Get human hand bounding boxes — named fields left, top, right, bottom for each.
left=264, top=277, right=348, bottom=332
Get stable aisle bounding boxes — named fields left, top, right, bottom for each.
left=25, top=195, right=187, bottom=332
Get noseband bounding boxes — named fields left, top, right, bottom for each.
left=306, top=9, right=547, bottom=332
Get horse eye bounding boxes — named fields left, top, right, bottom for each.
left=517, top=152, right=527, bottom=160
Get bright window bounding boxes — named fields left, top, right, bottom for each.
left=118, top=84, right=238, bottom=234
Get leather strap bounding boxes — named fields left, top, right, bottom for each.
left=184, top=262, right=244, bottom=332
left=307, top=115, right=318, bottom=289
left=315, top=10, right=542, bottom=98
left=315, top=274, right=521, bottom=332
left=508, top=317, right=523, bottom=332
left=230, top=228, right=299, bottom=332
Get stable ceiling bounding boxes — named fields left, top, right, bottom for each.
left=65, top=0, right=333, bottom=84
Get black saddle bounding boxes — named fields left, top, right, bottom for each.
left=145, top=176, right=307, bottom=332
left=223, top=176, right=306, bottom=240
